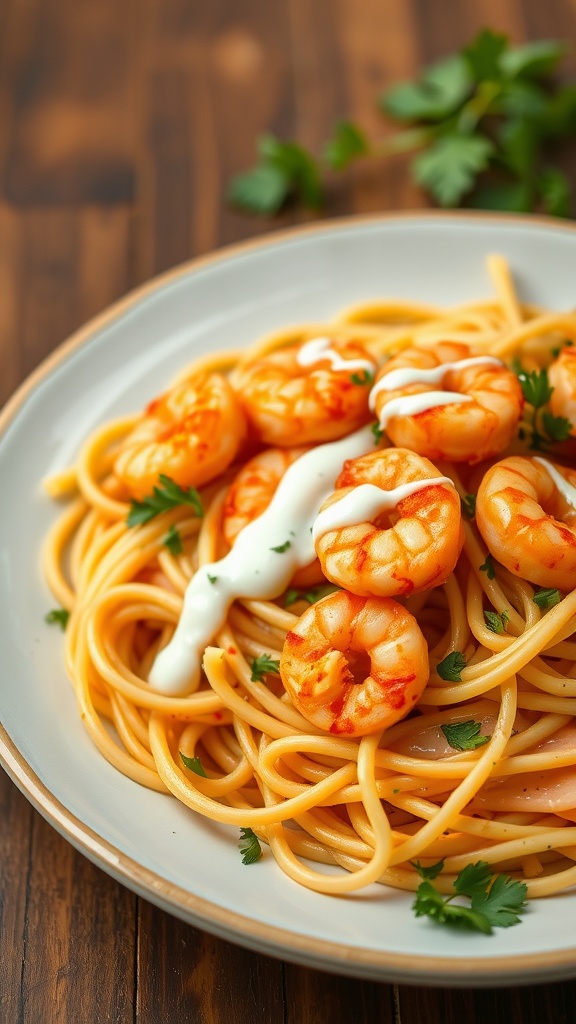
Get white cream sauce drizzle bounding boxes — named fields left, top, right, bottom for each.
left=368, top=356, right=502, bottom=428
left=296, top=336, right=376, bottom=375
left=312, top=477, right=454, bottom=542
left=534, top=457, right=576, bottom=509
left=149, top=424, right=377, bottom=697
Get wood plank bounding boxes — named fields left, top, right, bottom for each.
left=20, top=813, right=136, bottom=1024
left=1, top=0, right=135, bottom=203
left=396, top=980, right=576, bottom=1023
left=284, top=962, right=396, bottom=1024
left=136, top=902, right=285, bottom=1024
left=0, top=774, right=33, bottom=1024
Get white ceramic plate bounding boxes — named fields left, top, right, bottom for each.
left=2, top=213, right=576, bottom=987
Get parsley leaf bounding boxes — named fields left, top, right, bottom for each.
left=541, top=410, right=573, bottom=442
left=163, top=523, right=183, bottom=556
left=413, top=133, right=494, bottom=207
left=533, top=587, right=562, bottom=609
left=515, top=366, right=553, bottom=408
left=229, top=133, right=323, bottom=214
left=382, top=53, right=471, bottom=121
left=484, top=609, right=509, bottom=634
left=480, top=554, right=496, bottom=579
left=436, top=651, right=467, bottom=682
left=238, top=827, right=262, bottom=865
left=324, top=120, right=369, bottom=169
left=45, top=608, right=70, bottom=630
left=371, top=421, right=384, bottom=444
left=127, top=475, right=203, bottom=527
left=228, top=29, right=576, bottom=218
left=180, top=752, right=207, bottom=777
left=411, top=859, right=445, bottom=880
left=441, top=720, right=490, bottom=751
left=472, top=871, right=528, bottom=928
left=412, top=859, right=527, bottom=934
left=250, top=654, right=281, bottom=682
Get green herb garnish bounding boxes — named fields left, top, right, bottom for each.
left=412, top=859, right=527, bottom=933
left=250, top=654, right=281, bottom=682
left=533, top=587, right=562, bottom=609
left=45, top=608, right=70, bottom=630
left=441, top=720, right=491, bottom=751
left=350, top=369, right=374, bottom=386
left=270, top=540, right=291, bottom=554
left=284, top=583, right=340, bottom=607
left=238, top=826, right=262, bottom=865
left=480, top=554, right=496, bottom=579
left=127, top=474, right=203, bottom=527
left=484, top=609, right=510, bottom=634
left=436, top=651, right=467, bottom=682
left=461, top=493, right=477, bottom=518
left=163, top=523, right=183, bottom=555
left=180, top=752, right=207, bottom=777
left=229, top=30, right=576, bottom=217
left=513, top=363, right=573, bottom=449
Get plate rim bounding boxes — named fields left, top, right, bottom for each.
left=3, top=209, right=576, bottom=986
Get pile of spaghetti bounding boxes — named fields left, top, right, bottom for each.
left=43, top=254, right=576, bottom=900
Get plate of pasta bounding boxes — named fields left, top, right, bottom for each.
left=3, top=212, right=576, bottom=986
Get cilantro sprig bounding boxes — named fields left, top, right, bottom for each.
left=229, top=30, right=576, bottom=216
left=126, top=475, right=203, bottom=527
left=513, top=362, right=572, bottom=450
left=412, top=859, right=527, bottom=933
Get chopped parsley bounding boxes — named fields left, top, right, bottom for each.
left=371, top=421, right=384, bottom=444
left=533, top=587, right=562, bottom=609
left=412, top=859, right=527, bottom=934
left=250, top=654, right=281, bottom=682
left=350, top=369, right=374, bottom=386
left=126, top=474, right=203, bottom=527
left=484, top=609, right=510, bottom=634
left=479, top=554, right=496, bottom=579
left=238, top=826, right=262, bottom=865
left=270, top=540, right=291, bottom=554
left=180, top=752, right=207, bottom=777
left=436, top=651, right=467, bottom=682
left=163, top=523, right=183, bottom=555
left=513, top=362, right=573, bottom=449
left=441, top=720, right=490, bottom=751
left=207, top=573, right=218, bottom=585
left=45, top=608, right=70, bottom=630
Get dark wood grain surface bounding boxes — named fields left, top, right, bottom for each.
left=2, top=1, right=576, bottom=1021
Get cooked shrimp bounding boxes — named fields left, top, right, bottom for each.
left=114, top=372, right=246, bottom=499
left=549, top=345, right=576, bottom=435
left=222, top=446, right=324, bottom=587
left=279, top=590, right=429, bottom=736
left=476, top=455, right=576, bottom=589
left=231, top=336, right=377, bottom=446
left=313, top=447, right=463, bottom=598
left=370, top=341, right=524, bottom=463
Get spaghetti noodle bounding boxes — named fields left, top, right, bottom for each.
left=42, top=255, right=576, bottom=900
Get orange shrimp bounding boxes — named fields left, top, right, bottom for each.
left=280, top=590, right=429, bottom=736
left=549, top=345, right=576, bottom=435
left=475, top=455, right=576, bottom=589
left=114, top=372, right=246, bottom=499
left=231, top=336, right=377, bottom=446
left=222, top=446, right=324, bottom=587
left=370, top=341, right=524, bottom=463
left=314, top=447, right=463, bottom=597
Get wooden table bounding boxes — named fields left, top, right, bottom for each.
left=2, top=1, right=576, bottom=1020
